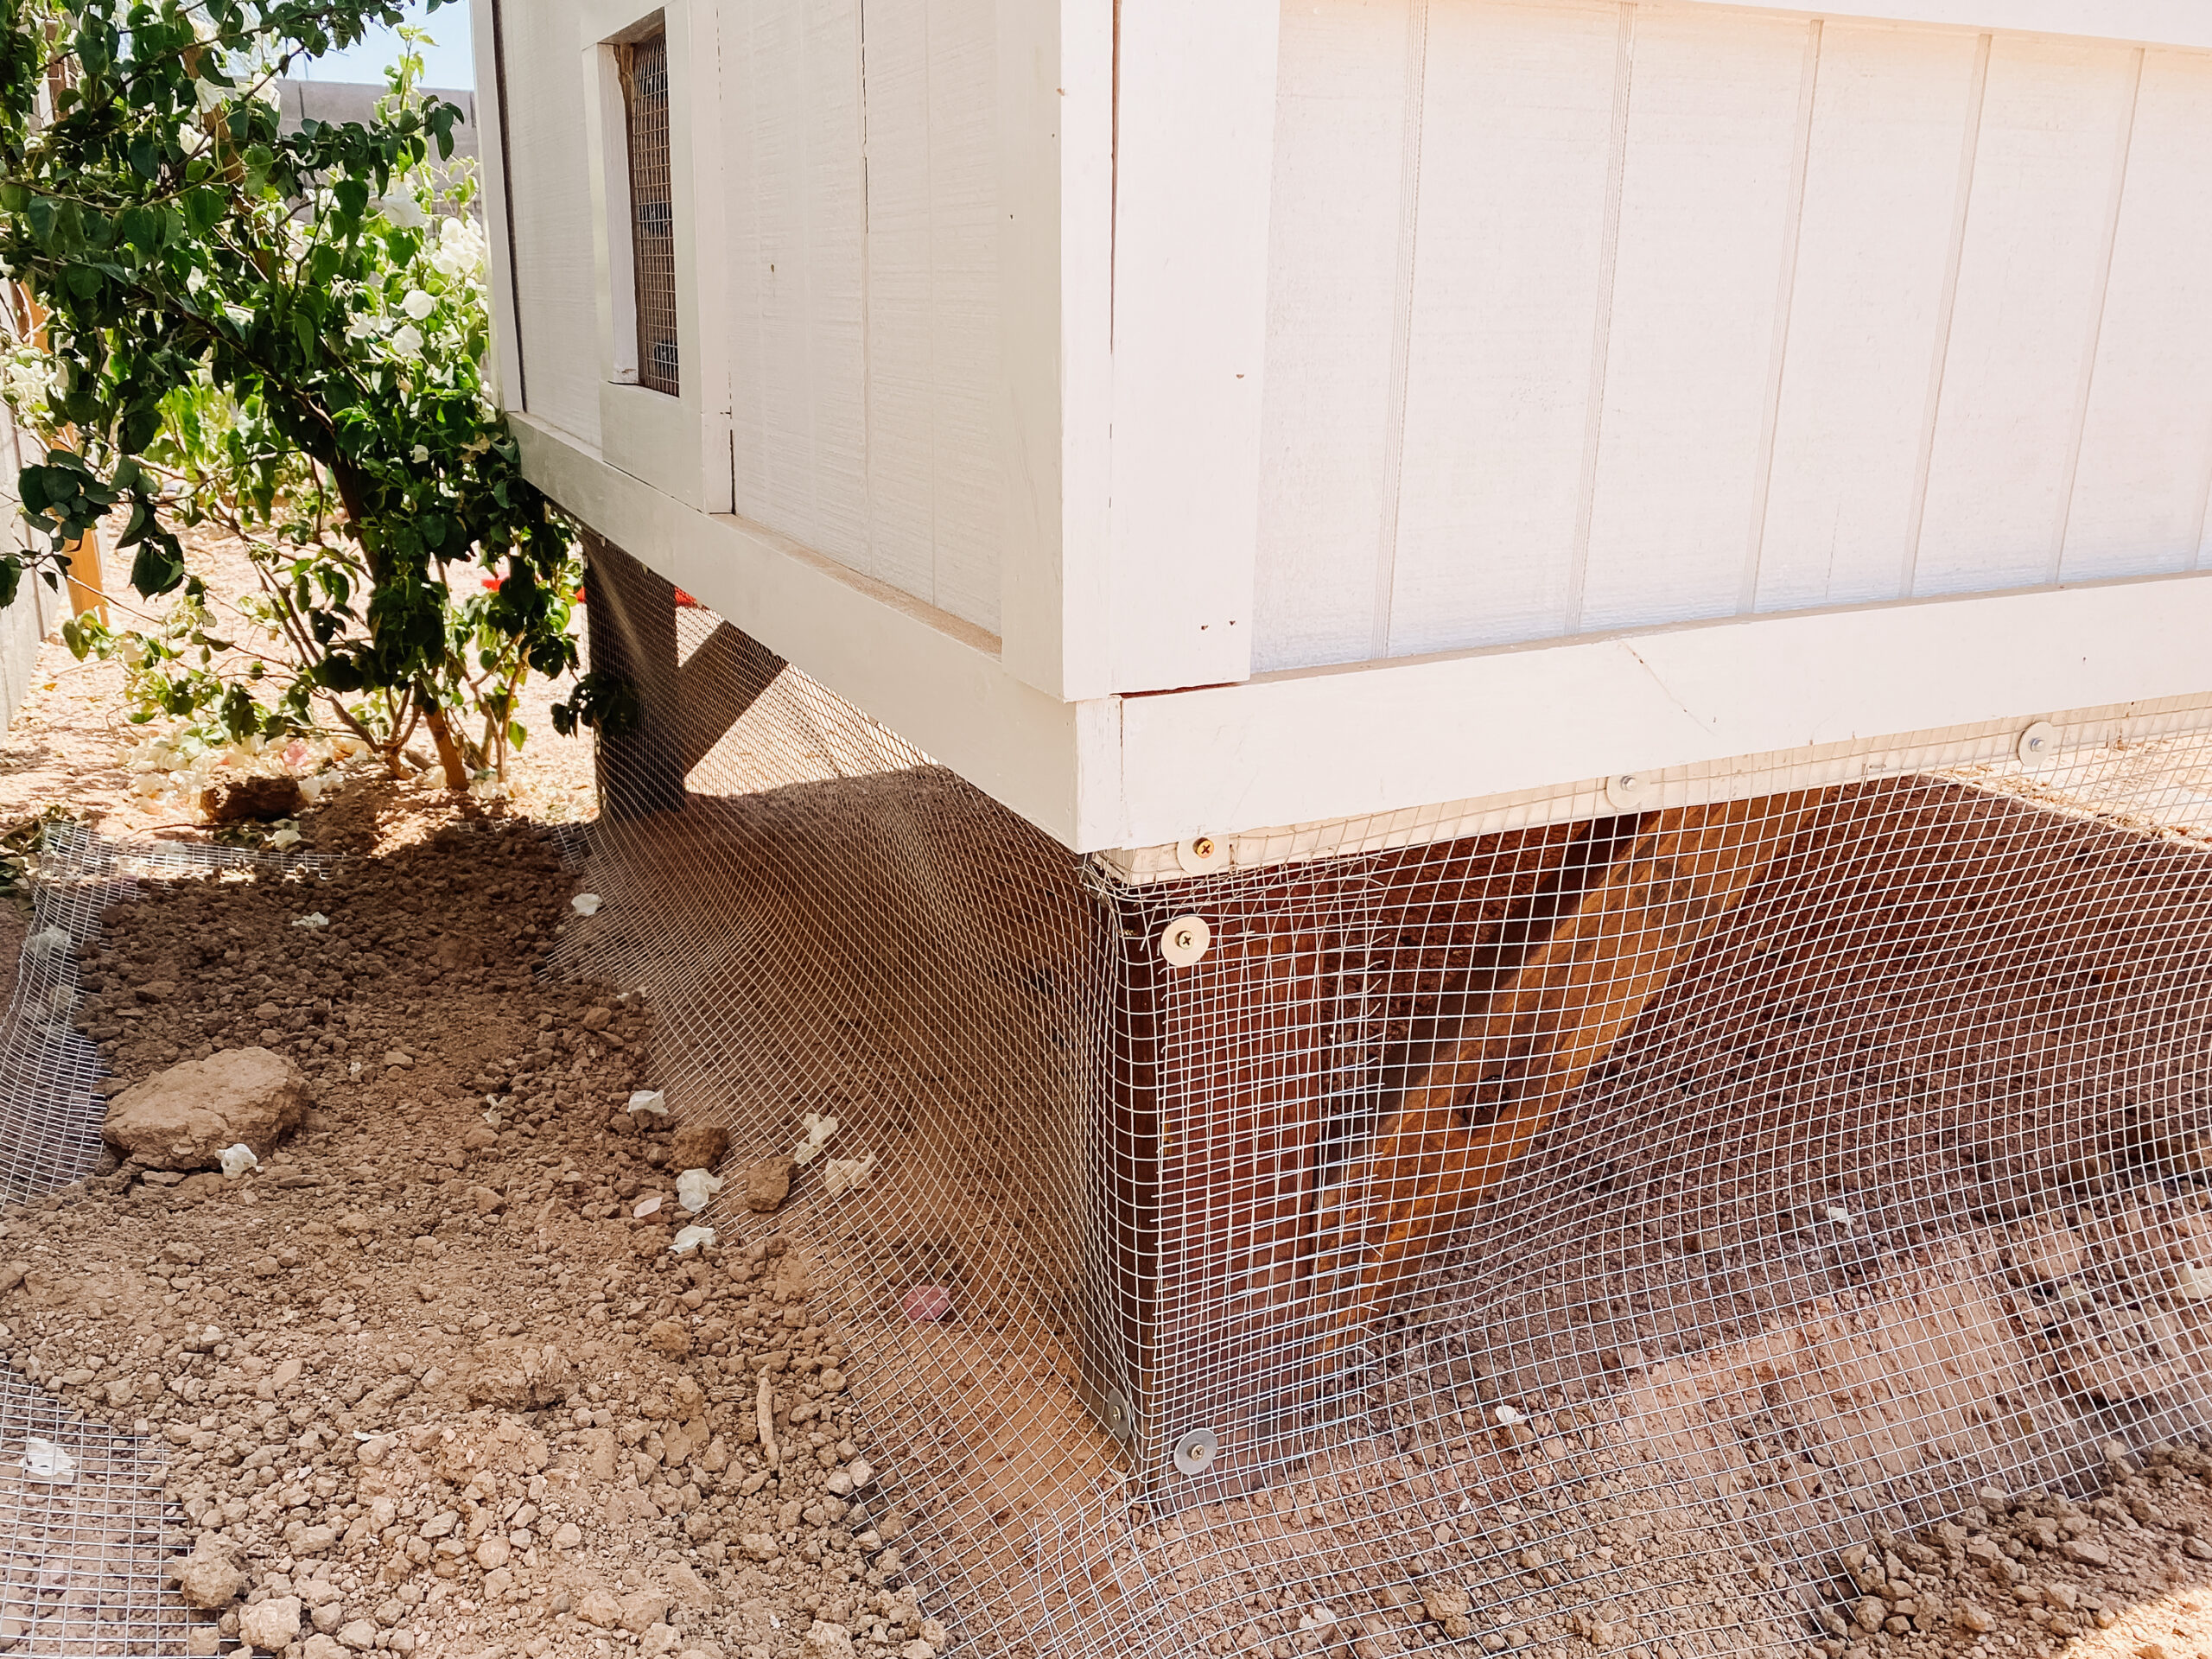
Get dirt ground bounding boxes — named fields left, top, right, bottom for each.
left=7, top=534, right=2212, bottom=1659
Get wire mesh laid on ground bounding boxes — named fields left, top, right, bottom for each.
left=564, top=579, right=2212, bottom=1659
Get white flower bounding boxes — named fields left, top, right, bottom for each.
left=376, top=194, right=428, bottom=230
left=389, top=324, right=424, bottom=359
left=410, top=444, right=429, bottom=464
left=400, top=288, right=436, bottom=321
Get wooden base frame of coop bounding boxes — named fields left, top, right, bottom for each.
left=1081, top=792, right=1834, bottom=1499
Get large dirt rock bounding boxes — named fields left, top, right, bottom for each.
left=100, top=1047, right=305, bottom=1170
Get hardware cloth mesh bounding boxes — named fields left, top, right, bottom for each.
left=560, top=582, right=2212, bottom=1659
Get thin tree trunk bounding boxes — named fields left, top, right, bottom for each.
left=416, top=694, right=469, bottom=788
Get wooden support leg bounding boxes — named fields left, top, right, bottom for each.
left=675, top=622, right=786, bottom=773
left=582, top=532, right=685, bottom=818
left=1309, top=792, right=1825, bottom=1365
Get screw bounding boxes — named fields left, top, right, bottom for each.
left=1192, top=836, right=1215, bottom=861
left=1173, top=927, right=1195, bottom=950
left=2027, top=736, right=2045, bottom=752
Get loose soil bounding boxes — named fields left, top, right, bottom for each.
left=5, top=542, right=2212, bottom=1659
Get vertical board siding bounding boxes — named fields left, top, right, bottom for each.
left=725, top=0, right=871, bottom=566
left=1912, top=35, right=2141, bottom=596
left=1251, top=0, right=1417, bottom=671
left=1252, top=0, right=2212, bottom=674
left=724, top=0, right=1003, bottom=636
left=1752, top=23, right=1982, bottom=613
left=505, top=9, right=603, bottom=448
left=2057, top=49, right=2212, bottom=582
left=1387, top=0, right=1625, bottom=662
left=1575, top=7, right=1810, bottom=634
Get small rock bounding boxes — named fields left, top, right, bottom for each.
left=100, top=1048, right=305, bottom=1170
left=2060, top=1539, right=2112, bottom=1567
left=1955, top=1606, right=1993, bottom=1634
left=338, top=1620, right=378, bottom=1651
left=741, top=1533, right=781, bottom=1561
left=804, top=1621, right=857, bottom=1659
left=1855, top=1598, right=1888, bottom=1633
left=582, top=1007, right=614, bottom=1031
left=238, top=1593, right=303, bottom=1652
left=175, top=1545, right=245, bottom=1610
left=747, top=1154, right=795, bottom=1212
left=2139, top=1644, right=2171, bottom=1659
left=902, top=1284, right=954, bottom=1322
left=576, top=1587, right=622, bottom=1628
left=620, top=1590, right=671, bottom=1636
left=552, top=1522, right=582, bottom=1550
left=1422, top=1583, right=1473, bottom=1641
left=671, top=1122, right=730, bottom=1169
left=648, top=1319, right=690, bottom=1357
left=302, top=1637, right=346, bottom=1659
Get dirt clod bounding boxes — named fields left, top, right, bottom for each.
left=745, top=1155, right=794, bottom=1213
left=99, top=1047, right=305, bottom=1169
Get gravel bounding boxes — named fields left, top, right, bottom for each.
left=3, top=816, right=933, bottom=1658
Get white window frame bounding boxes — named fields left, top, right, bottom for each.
left=575, top=0, right=730, bottom=512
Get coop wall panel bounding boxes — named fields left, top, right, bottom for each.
left=1911, top=35, right=2142, bottom=597
left=1250, top=0, right=1415, bottom=671
left=721, top=0, right=1003, bottom=637
left=721, top=0, right=872, bottom=572
left=861, top=0, right=1006, bottom=635
left=1574, top=7, right=1811, bottom=635
left=1383, top=0, right=1625, bottom=662
left=2056, top=49, right=2212, bottom=584
left=1250, top=0, right=2212, bottom=675
left=1751, top=22, right=1983, bottom=613
left=503, top=7, right=603, bottom=448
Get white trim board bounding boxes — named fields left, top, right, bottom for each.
left=516, top=416, right=2212, bottom=856
left=1670, top=1, right=2212, bottom=50
left=1096, top=569, right=2212, bottom=849
left=513, top=415, right=1084, bottom=842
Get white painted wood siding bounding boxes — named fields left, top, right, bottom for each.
left=502, top=8, right=604, bottom=448
left=720, top=0, right=1006, bottom=637
left=1253, top=0, right=2212, bottom=673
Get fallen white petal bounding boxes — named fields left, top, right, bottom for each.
left=671, top=1224, right=716, bottom=1255
left=571, top=893, right=602, bottom=917
left=676, top=1168, right=723, bottom=1213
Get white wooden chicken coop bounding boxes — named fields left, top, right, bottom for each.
left=474, top=0, right=2212, bottom=1502
left=472, top=0, right=2212, bottom=860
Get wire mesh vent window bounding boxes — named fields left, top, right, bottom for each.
left=621, top=30, right=678, bottom=397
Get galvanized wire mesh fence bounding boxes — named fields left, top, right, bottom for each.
left=566, top=573, right=2212, bottom=1659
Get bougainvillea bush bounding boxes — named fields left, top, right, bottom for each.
left=0, top=1, right=591, bottom=789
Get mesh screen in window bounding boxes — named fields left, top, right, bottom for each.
left=622, top=31, right=677, bottom=397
